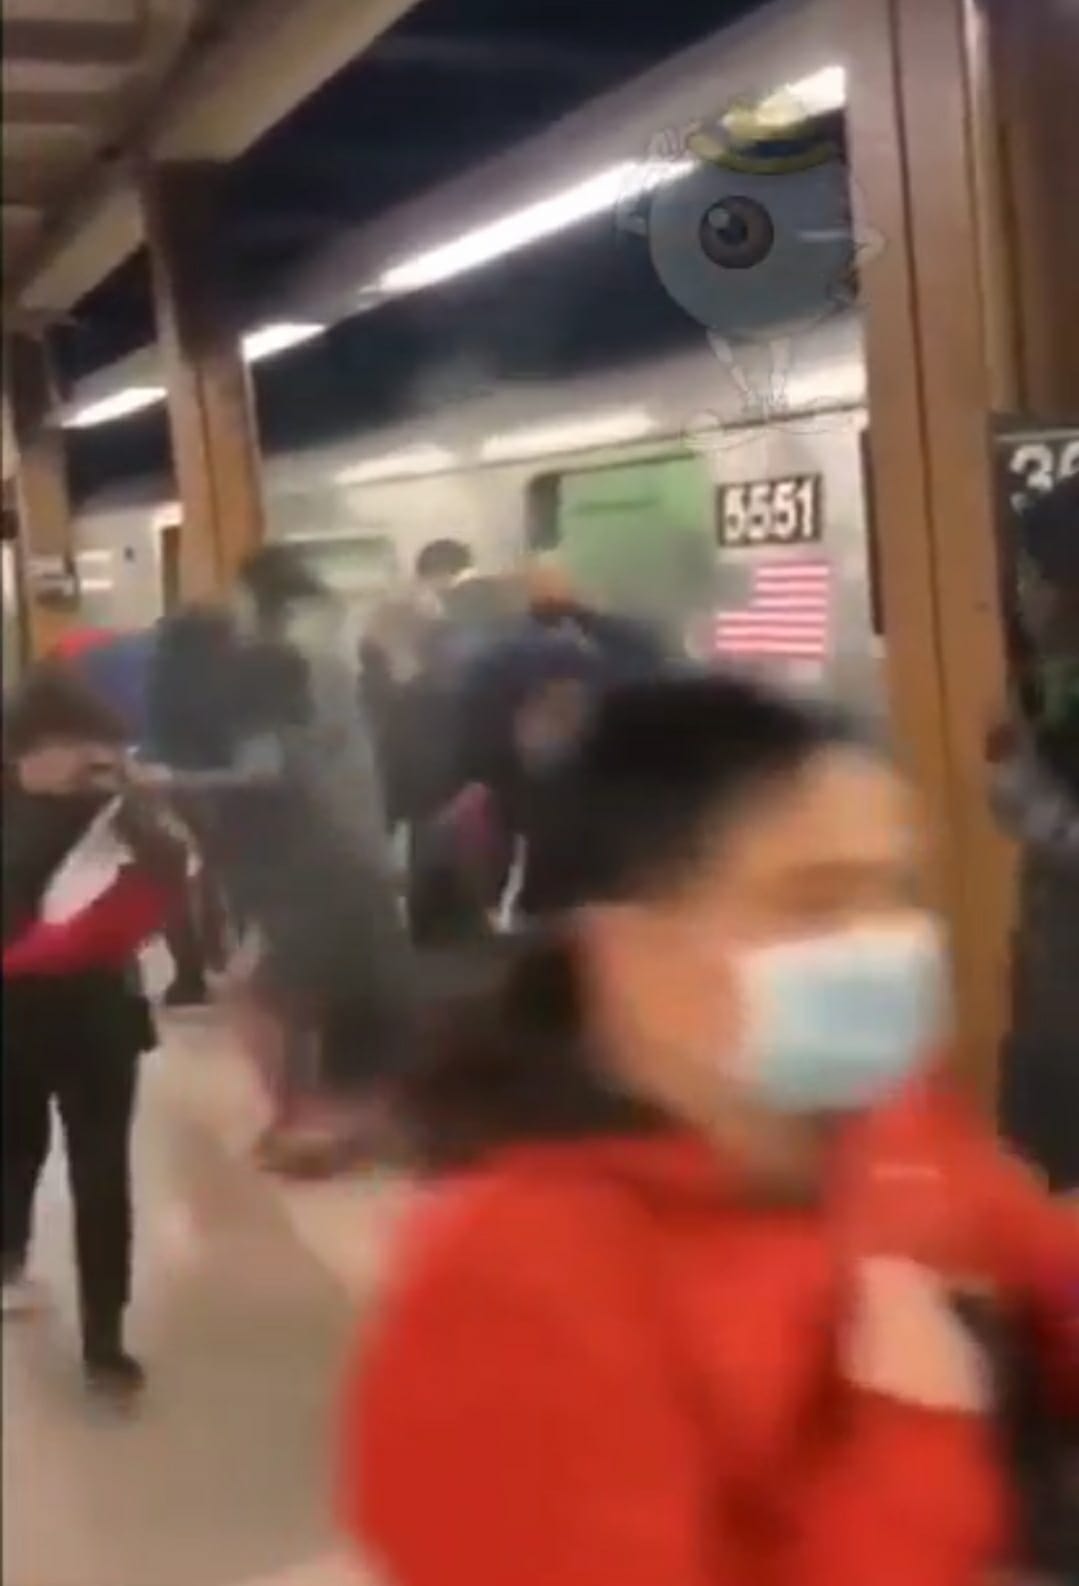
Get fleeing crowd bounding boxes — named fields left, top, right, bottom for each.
left=2, top=475, right=1076, bottom=1584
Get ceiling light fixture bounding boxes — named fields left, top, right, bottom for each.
left=777, top=64, right=847, bottom=118
left=480, top=409, right=656, bottom=463
left=64, top=385, right=167, bottom=429
left=335, top=444, right=458, bottom=485
left=242, top=321, right=326, bottom=363
left=59, top=68, right=847, bottom=432
left=363, top=68, right=845, bottom=305
left=744, top=66, right=848, bottom=132
left=369, top=159, right=689, bottom=300
left=151, top=501, right=182, bottom=531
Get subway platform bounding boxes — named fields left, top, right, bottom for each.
left=2, top=1015, right=406, bottom=1586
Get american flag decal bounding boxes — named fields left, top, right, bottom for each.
left=712, top=558, right=833, bottom=662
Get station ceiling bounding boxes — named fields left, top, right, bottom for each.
left=20, top=0, right=804, bottom=500
left=2, top=0, right=424, bottom=327
left=2, top=0, right=210, bottom=297
left=52, top=0, right=763, bottom=383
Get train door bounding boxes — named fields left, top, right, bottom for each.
left=553, top=453, right=717, bottom=643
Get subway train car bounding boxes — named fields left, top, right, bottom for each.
left=71, top=309, right=885, bottom=720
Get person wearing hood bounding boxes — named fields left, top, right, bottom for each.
left=341, top=673, right=1078, bottom=1586
left=990, top=471, right=1079, bottom=1192
left=451, top=560, right=667, bottom=927
left=2, top=665, right=187, bottom=1394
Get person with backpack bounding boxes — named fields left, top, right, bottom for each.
left=340, top=673, right=1078, bottom=1586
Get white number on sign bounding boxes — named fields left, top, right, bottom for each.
left=718, top=475, right=822, bottom=548
left=722, top=485, right=749, bottom=545
left=747, top=484, right=773, bottom=542
left=1006, top=434, right=1079, bottom=512
left=795, top=479, right=817, bottom=539
left=771, top=480, right=799, bottom=540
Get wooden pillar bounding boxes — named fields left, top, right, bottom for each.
left=844, top=0, right=1014, bottom=1097
left=142, top=163, right=265, bottom=600
left=6, top=333, right=80, bottom=660
left=987, top=0, right=1079, bottom=417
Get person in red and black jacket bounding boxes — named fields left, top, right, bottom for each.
left=2, top=664, right=187, bottom=1395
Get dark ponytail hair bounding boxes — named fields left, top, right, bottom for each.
left=402, top=672, right=867, bottom=1171
left=406, top=932, right=660, bottom=1171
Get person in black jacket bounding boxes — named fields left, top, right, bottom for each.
left=992, top=471, right=1079, bottom=1191
left=2, top=665, right=187, bottom=1394
left=453, top=561, right=669, bottom=925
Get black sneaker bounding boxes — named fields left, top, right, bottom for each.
left=84, top=1348, right=146, bottom=1398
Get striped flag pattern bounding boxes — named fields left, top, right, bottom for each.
left=712, top=558, right=833, bottom=662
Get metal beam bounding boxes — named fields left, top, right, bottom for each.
left=157, top=0, right=424, bottom=160
left=2, top=18, right=144, bottom=67
left=15, top=0, right=423, bottom=315
left=2, top=162, right=73, bottom=209
left=2, top=89, right=116, bottom=129
left=17, top=179, right=143, bottom=318
left=2, top=204, right=41, bottom=227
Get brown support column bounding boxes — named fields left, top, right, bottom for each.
left=6, top=333, right=80, bottom=660
left=988, top=0, right=1079, bottom=417
left=142, top=163, right=265, bottom=600
left=844, top=0, right=1014, bottom=1097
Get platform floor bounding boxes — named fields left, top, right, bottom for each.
left=2, top=1016, right=408, bottom=1586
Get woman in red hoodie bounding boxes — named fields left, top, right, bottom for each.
left=340, top=673, right=1078, bottom=1586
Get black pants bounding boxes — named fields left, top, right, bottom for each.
left=2, top=1027, right=139, bottom=1350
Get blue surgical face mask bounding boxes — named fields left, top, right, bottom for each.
left=733, top=919, right=949, bottom=1114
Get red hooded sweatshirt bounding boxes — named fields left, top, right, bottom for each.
left=340, top=1082, right=1077, bottom=1586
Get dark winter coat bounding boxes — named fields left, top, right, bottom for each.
left=992, top=741, right=1079, bottom=1188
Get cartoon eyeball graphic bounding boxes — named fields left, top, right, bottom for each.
left=635, top=118, right=856, bottom=347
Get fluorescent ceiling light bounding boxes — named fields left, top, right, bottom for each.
left=78, top=577, right=114, bottom=593
left=481, top=409, right=656, bottom=463
left=65, top=386, right=167, bottom=429
left=364, top=68, right=844, bottom=304
left=63, top=324, right=324, bottom=430
left=370, top=161, right=687, bottom=299
left=335, top=444, right=458, bottom=485
left=60, top=69, right=845, bottom=433
left=76, top=549, right=113, bottom=565
left=152, top=501, right=182, bottom=531
left=756, top=65, right=847, bottom=125
left=242, top=321, right=326, bottom=363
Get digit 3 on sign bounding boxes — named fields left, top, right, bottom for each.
left=1008, top=435, right=1079, bottom=513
